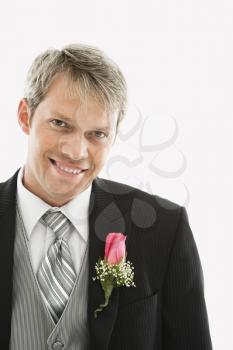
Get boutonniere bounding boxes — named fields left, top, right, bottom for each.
left=93, top=232, right=136, bottom=318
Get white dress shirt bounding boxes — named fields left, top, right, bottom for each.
left=16, top=167, right=92, bottom=276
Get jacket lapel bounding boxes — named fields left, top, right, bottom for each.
left=87, top=177, right=132, bottom=349
left=0, top=171, right=133, bottom=349
left=0, top=170, right=19, bottom=348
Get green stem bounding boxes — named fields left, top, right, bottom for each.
left=94, top=285, right=113, bottom=318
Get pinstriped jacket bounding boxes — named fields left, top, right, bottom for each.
left=0, top=170, right=212, bottom=350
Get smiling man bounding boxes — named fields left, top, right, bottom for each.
left=0, top=44, right=212, bottom=350
left=18, top=72, right=118, bottom=207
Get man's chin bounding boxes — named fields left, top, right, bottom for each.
left=43, top=191, right=75, bottom=207
left=45, top=183, right=88, bottom=206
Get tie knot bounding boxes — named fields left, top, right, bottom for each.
left=40, top=209, right=73, bottom=240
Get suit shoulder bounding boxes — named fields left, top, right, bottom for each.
left=95, top=177, right=182, bottom=213
left=0, top=170, right=19, bottom=196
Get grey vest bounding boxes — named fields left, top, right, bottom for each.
left=10, top=207, right=90, bottom=350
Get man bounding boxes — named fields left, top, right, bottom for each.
left=0, top=44, right=212, bottom=349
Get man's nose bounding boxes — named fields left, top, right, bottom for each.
left=59, top=133, right=88, bottom=160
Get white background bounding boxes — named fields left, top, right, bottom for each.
left=0, top=1, right=232, bottom=348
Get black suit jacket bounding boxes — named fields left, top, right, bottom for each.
left=0, top=170, right=212, bottom=349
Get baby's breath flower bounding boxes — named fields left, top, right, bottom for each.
left=93, top=258, right=136, bottom=318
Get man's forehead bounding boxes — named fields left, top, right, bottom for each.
left=57, top=73, right=104, bottom=106
left=46, top=73, right=119, bottom=127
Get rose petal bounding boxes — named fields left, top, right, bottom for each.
left=105, top=233, right=126, bottom=264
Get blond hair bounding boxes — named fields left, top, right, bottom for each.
left=24, top=43, right=127, bottom=130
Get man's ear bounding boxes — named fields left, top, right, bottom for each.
left=17, top=98, right=31, bottom=135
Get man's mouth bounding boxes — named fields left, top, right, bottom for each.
left=49, top=158, right=87, bottom=175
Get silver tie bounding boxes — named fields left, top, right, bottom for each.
left=37, top=209, right=77, bottom=323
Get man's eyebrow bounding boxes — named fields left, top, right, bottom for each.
left=93, top=126, right=111, bottom=131
left=52, top=112, right=72, bottom=121
left=51, top=112, right=111, bottom=130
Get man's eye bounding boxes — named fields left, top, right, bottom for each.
left=51, top=119, right=67, bottom=128
left=93, top=131, right=107, bottom=139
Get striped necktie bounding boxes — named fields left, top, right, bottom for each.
left=37, top=209, right=77, bottom=323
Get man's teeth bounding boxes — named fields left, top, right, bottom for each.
left=56, top=162, right=82, bottom=174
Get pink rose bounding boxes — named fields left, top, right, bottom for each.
left=104, top=233, right=126, bottom=264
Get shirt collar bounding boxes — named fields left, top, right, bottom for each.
left=17, top=167, right=92, bottom=243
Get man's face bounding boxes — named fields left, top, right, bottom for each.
left=18, top=74, right=117, bottom=206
